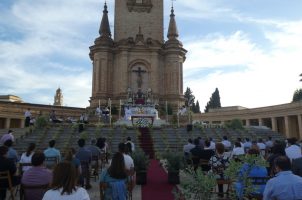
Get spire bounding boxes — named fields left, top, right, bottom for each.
left=99, top=2, right=111, bottom=38
left=167, top=6, right=179, bottom=40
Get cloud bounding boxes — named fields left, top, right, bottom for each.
left=0, top=0, right=104, bottom=107
left=184, top=20, right=302, bottom=110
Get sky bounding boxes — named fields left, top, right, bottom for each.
left=0, top=0, right=301, bottom=111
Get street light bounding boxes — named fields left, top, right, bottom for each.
left=300, top=73, right=302, bottom=82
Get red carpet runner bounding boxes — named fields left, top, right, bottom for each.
left=142, top=160, right=175, bottom=200
left=138, top=128, right=155, bottom=159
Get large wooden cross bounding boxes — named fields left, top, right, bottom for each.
left=132, top=67, right=146, bottom=88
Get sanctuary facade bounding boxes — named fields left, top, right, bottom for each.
left=89, top=0, right=187, bottom=111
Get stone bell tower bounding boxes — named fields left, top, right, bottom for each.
left=54, top=87, right=63, bottom=106
left=89, top=0, right=187, bottom=110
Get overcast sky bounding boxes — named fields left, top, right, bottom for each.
left=0, top=0, right=301, bottom=110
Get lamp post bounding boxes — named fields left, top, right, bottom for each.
left=108, top=98, right=112, bottom=126
left=177, top=102, right=180, bottom=128
left=165, top=100, right=168, bottom=123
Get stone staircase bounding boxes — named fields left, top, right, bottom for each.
left=5, top=125, right=286, bottom=158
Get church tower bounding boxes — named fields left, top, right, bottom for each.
left=54, top=87, right=63, bottom=106
left=89, top=0, right=187, bottom=110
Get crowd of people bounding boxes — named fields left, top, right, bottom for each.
left=2, top=124, right=302, bottom=200
left=183, top=135, right=302, bottom=199
left=0, top=127, right=137, bottom=200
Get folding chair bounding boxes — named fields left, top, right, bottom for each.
left=80, top=161, right=91, bottom=189
left=214, top=179, right=232, bottom=199
left=45, top=156, right=59, bottom=169
left=99, top=181, right=131, bottom=200
left=18, top=163, right=32, bottom=176
left=246, top=176, right=270, bottom=200
left=91, top=155, right=100, bottom=181
left=0, top=171, right=16, bottom=200
left=199, top=159, right=210, bottom=172
left=21, top=184, right=49, bottom=200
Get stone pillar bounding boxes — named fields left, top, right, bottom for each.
left=5, top=118, right=10, bottom=129
left=21, top=119, right=25, bottom=128
left=271, top=117, right=277, bottom=132
left=298, top=115, right=302, bottom=140
left=258, top=118, right=263, bottom=126
left=246, top=119, right=250, bottom=126
left=284, top=116, right=290, bottom=138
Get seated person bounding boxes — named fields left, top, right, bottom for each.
left=65, top=148, right=81, bottom=175
left=200, top=140, right=215, bottom=171
left=235, top=148, right=268, bottom=199
left=44, top=140, right=61, bottom=168
left=21, top=152, right=52, bottom=200
left=0, top=146, right=20, bottom=199
left=209, top=143, right=230, bottom=197
left=231, top=141, right=245, bottom=161
left=4, top=139, right=19, bottom=163
left=190, top=138, right=204, bottom=169
left=20, top=143, right=36, bottom=172
left=76, top=139, right=92, bottom=189
left=263, top=156, right=302, bottom=200
left=100, top=152, right=128, bottom=200
left=118, top=143, right=134, bottom=176
left=42, top=162, right=89, bottom=200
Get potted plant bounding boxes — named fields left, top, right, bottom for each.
left=174, top=167, right=216, bottom=200
left=163, top=152, right=184, bottom=184
left=132, top=150, right=150, bottom=185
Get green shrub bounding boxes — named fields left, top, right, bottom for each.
left=35, top=115, right=49, bottom=128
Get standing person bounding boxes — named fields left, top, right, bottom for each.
left=20, top=143, right=36, bottom=172
left=24, top=108, right=31, bottom=127
left=0, top=130, right=14, bottom=145
left=263, top=156, right=302, bottom=200
left=42, top=162, right=90, bottom=200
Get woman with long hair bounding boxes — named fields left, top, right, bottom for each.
left=65, top=148, right=81, bottom=174
left=20, top=143, right=36, bottom=171
left=42, top=162, right=90, bottom=200
left=100, top=152, right=128, bottom=199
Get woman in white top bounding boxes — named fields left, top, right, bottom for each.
left=42, top=162, right=90, bottom=200
left=20, top=143, right=36, bottom=171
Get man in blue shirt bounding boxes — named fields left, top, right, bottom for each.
left=43, top=140, right=61, bottom=167
left=263, top=156, right=302, bottom=200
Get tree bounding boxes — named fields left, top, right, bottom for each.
left=204, top=88, right=221, bottom=113
left=292, top=89, right=302, bottom=102
left=184, top=87, right=195, bottom=107
left=193, top=100, right=201, bottom=113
